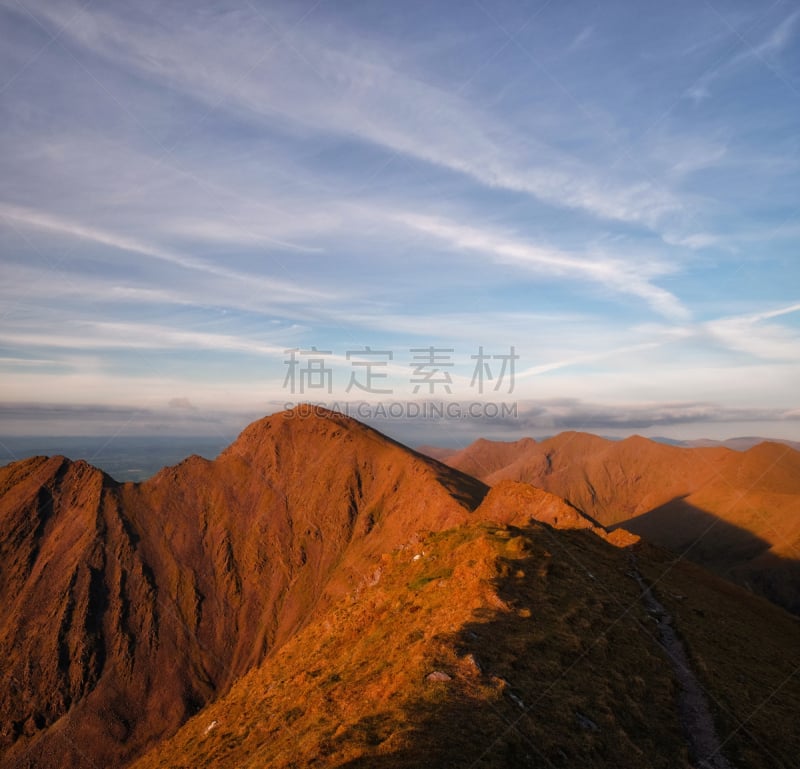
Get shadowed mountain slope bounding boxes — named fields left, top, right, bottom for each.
left=131, top=515, right=800, bottom=769
left=437, top=433, right=800, bottom=613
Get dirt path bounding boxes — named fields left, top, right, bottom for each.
left=627, top=556, right=733, bottom=769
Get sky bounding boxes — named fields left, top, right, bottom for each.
left=0, top=0, right=799, bottom=448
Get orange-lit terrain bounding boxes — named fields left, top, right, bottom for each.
left=436, top=433, right=800, bottom=614
left=1, top=408, right=798, bottom=768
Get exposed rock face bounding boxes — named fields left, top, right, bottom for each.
left=0, top=407, right=486, bottom=769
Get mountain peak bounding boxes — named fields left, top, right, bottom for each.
left=2, top=415, right=800, bottom=768
left=476, top=480, right=597, bottom=531
left=0, top=409, right=489, bottom=769
left=228, top=405, right=396, bottom=456
left=439, top=428, right=800, bottom=615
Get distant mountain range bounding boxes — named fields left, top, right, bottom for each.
left=1, top=408, right=798, bottom=768
left=421, top=432, right=800, bottom=616
left=657, top=436, right=800, bottom=451
left=420, top=435, right=800, bottom=455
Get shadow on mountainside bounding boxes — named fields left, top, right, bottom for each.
left=339, top=526, right=693, bottom=769
left=610, top=496, right=800, bottom=615
left=336, top=525, right=800, bottom=769
left=118, top=521, right=800, bottom=769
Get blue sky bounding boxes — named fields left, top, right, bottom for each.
left=0, top=0, right=799, bottom=445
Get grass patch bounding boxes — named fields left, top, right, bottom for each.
left=407, top=567, right=453, bottom=591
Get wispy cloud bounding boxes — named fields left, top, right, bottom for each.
left=323, top=309, right=592, bottom=342
left=508, top=398, right=800, bottom=432
left=161, top=217, right=324, bottom=252
left=754, top=8, right=800, bottom=57
left=566, top=26, right=594, bottom=53
left=687, top=8, right=800, bottom=102
left=0, top=203, right=337, bottom=303
left=395, top=212, right=689, bottom=318
left=0, top=320, right=289, bottom=357
left=3, top=396, right=797, bottom=442
left=516, top=340, right=679, bottom=377
left=0, top=1, right=796, bottom=440
left=15, top=0, right=680, bottom=230
left=705, top=302, right=800, bottom=360
left=0, top=356, right=59, bottom=367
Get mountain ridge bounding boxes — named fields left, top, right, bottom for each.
left=2, top=410, right=799, bottom=768
left=0, top=407, right=487, bottom=768
left=426, top=431, right=800, bottom=614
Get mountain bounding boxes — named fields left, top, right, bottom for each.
left=681, top=437, right=800, bottom=452
left=430, top=437, right=539, bottom=481
left=434, top=432, right=800, bottom=614
left=0, top=407, right=485, bottom=769
left=2, top=409, right=799, bottom=769
left=131, top=494, right=800, bottom=769
left=413, top=445, right=458, bottom=463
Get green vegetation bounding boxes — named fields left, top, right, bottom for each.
left=407, top=567, right=454, bottom=591
left=130, top=522, right=800, bottom=769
